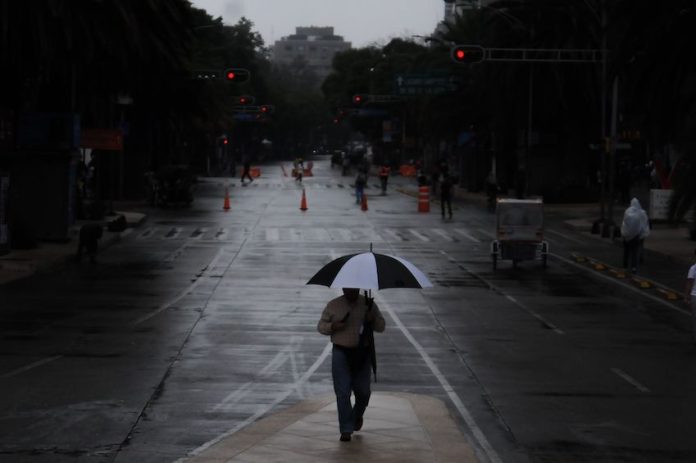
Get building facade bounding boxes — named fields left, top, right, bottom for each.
left=270, top=27, right=351, bottom=81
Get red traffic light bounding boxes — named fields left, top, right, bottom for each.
left=259, top=104, right=275, bottom=114
left=236, top=95, right=255, bottom=105
left=352, top=94, right=368, bottom=105
left=223, top=138, right=228, bottom=145
left=450, top=45, right=485, bottom=64
left=224, top=68, right=250, bottom=83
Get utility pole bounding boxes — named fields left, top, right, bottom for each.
left=597, top=0, right=610, bottom=236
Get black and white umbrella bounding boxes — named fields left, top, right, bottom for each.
left=306, top=249, right=432, bottom=290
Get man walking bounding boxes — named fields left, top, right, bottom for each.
left=378, top=163, right=390, bottom=195
left=440, top=173, right=453, bottom=219
left=240, top=156, right=253, bottom=184
left=355, top=171, right=366, bottom=205
left=620, top=197, right=650, bottom=273
left=685, top=249, right=696, bottom=344
left=317, top=288, right=385, bottom=442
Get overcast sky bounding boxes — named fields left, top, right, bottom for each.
left=189, top=0, right=444, bottom=48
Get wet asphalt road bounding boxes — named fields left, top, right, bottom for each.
left=0, top=157, right=695, bottom=463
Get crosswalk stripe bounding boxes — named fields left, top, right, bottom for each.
left=409, top=229, right=430, bottom=242
left=165, top=227, right=182, bottom=239
left=190, top=228, right=206, bottom=239
left=266, top=228, right=280, bottom=241
left=138, top=227, right=154, bottom=239
left=454, top=228, right=481, bottom=243
left=383, top=229, right=405, bottom=241
left=432, top=229, right=456, bottom=242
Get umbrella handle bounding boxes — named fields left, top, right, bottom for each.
left=364, top=290, right=374, bottom=310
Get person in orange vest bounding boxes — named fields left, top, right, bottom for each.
left=378, top=163, right=390, bottom=195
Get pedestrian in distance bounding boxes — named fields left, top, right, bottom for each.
left=76, top=223, right=103, bottom=264
left=485, top=171, right=498, bottom=212
left=440, top=173, right=453, bottom=219
left=685, top=249, right=696, bottom=345
left=342, top=155, right=350, bottom=176
left=355, top=171, right=366, bottom=205
left=240, top=157, right=253, bottom=185
left=378, top=163, right=390, bottom=195
left=620, top=197, right=650, bottom=274
left=317, top=288, right=386, bottom=442
left=294, top=157, right=304, bottom=183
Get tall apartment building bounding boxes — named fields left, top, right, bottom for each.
left=270, top=27, right=351, bottom=81
left=435, top=0, right=495, bottom=38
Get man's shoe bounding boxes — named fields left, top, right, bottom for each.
left=340, top=433, right=352, bottom=442
left=354, top=417, right=363, bottom=431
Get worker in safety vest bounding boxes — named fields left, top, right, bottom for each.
left=378, top=164, right=390, bottom=195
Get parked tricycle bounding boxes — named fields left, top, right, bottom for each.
left=491, top=198, right=548, bottom=270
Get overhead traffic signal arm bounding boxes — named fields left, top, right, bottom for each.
left=449, top=46, right=604, bottom=64
left=192, top=68, right=252, bottom=81
left=224, top=68, right=251, bottom=83
left=450, top=45, right=486, bottom=64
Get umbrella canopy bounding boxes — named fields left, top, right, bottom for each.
left=307, top=252, right=432, bottom=290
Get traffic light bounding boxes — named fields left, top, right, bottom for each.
left=224, top=68, right=250, bottom=83
left=235, top=95, right=255, bottom=105
left=259, top=104, right=275, bottom=114
left=450, top=45, right=485, bottom=64
left=352, top=94, right=368, bottom=105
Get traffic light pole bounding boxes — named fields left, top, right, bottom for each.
left=452, top=43, right=609, bottom=217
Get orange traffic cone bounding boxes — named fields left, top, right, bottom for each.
left=300, top=188, right=308, bottom=211
left=223, top=187, right=231, bottom=211
left=361, top=193, right=368, bottom=211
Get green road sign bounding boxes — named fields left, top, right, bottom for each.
left=394, top=74, right=459, bottom=96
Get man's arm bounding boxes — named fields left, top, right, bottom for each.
left=318, top=304, right=346, bottom=335
left=367, top=304, right=386, bottom=333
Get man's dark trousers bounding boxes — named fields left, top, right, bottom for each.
left=332, top=345, right=371, bottom=434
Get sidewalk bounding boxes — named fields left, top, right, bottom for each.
left=0, top=210, right=146, bottom=285
left=179, top=393, right=479, bottom=463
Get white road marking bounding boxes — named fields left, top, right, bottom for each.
left=138, top=227, right=154, bottom=239
left=190, top=228, right=207, bottom=240
left=181, top=341, right=333, bottom=461
left=432, top=229, right=456, bottom=242
left=215, top=228, right=228, bottom=241
left=409, top=229, right=430, bottom=242
left=0, top=355, right=63, bottom=378
left=546, top=229, right=584, bottom=244
left=455, top=228, right=482, bottom=243
left=377, top=296, right=503, bottom=463
left=611, top=368, right=651, bottom=393
left=477, top=228, right=495, bottom=239
left=505, top=295, right=565, bottom=335
left=440, top=250, right=564, bottom=335
left=382, top=228, right=402, bottom=241
left=165, top=227, right=182, bottom=239
left=265, top=228, right=279, bottom=241
left=132, top=248, right=226, bottom=325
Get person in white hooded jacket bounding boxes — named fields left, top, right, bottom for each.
left=621, top=197, right=650, bottom=273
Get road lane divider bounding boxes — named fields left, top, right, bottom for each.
left=656, top=288, right=680, bottom=301
left=553, top=253, right=689, bottom=315
left=611, top=368, right=651, bottom=393
left=632, top=277, right=653, bottom=289
left=0, top=355, right=63, bottom=378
